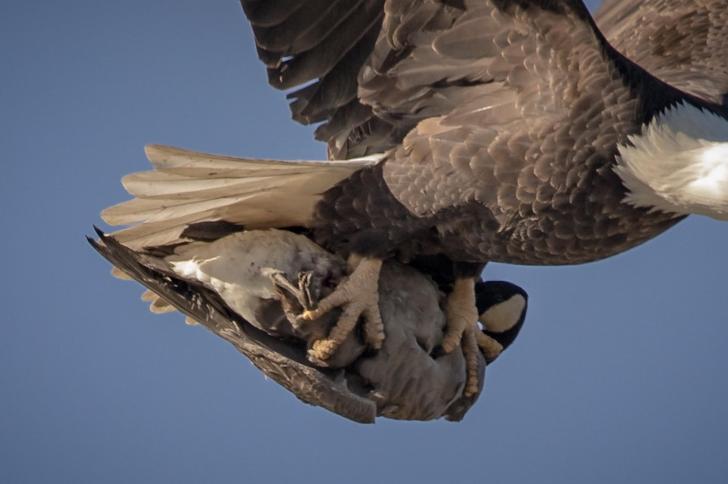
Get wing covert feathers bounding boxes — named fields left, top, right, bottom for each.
left=102, top=144, right=377, bottom=249
left=596, top=0, right=728, bottom=105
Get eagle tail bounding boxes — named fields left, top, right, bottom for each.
left=101, top=144, right=380, bottom=249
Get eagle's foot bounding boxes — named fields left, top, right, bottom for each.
left=438, top=277, right=482, bottom=397
left=441, top=278, right=478, bottom=353
left=475, top=330, right=504, bottom=364
left=300, top=256, right=384, bottom=361
left=457, top=328, right=509, bottom=397
left=461, top=325, right=482, bottom=397
left=269, top=270, right=320, bottom=332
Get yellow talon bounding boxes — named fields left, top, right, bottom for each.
left=300, top=310, right=316, bottom=321
left=296, top=256, right=384, bottom=362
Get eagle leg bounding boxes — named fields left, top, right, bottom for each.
left=441, top=277, right=479, bottom=352
left=300, top=255, right=384, bottom=361
left=440, top=277, right=482, bottom=397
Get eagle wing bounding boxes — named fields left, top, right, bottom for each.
left=243, top=0, right=651, bottom=224
left=595, top=0, right=728, bottom=105
left=371, top=0, right=652, bottom=233
left=242, top=0, right=626, bottom=161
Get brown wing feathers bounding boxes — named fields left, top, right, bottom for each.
left=595, top=0, right=728, bottom=105
left=242, top=0, right=728, bottom=160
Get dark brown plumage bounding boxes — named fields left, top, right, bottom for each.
left=597, top=0, right=728, bottom=106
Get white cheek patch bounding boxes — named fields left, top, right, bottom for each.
left=480, top=294, right=526, bottom=333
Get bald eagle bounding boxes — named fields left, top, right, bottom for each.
left=98, top=0, right=728, bottom=396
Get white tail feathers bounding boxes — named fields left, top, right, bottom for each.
left=102, top=144, right=381, bottom=249
left=615, top=103, right=728, bottom=220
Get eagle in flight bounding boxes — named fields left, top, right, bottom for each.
left=101, top=0, right=728, bottom=396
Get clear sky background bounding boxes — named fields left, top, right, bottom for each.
left=2, top=1, right=728, bottom=483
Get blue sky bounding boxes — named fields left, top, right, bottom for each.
left=2, top=1, right=727, bottom=483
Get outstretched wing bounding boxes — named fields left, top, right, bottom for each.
left=596, top=0, right=728, bottom=105
left=241, top=0, right=617, bottom=160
